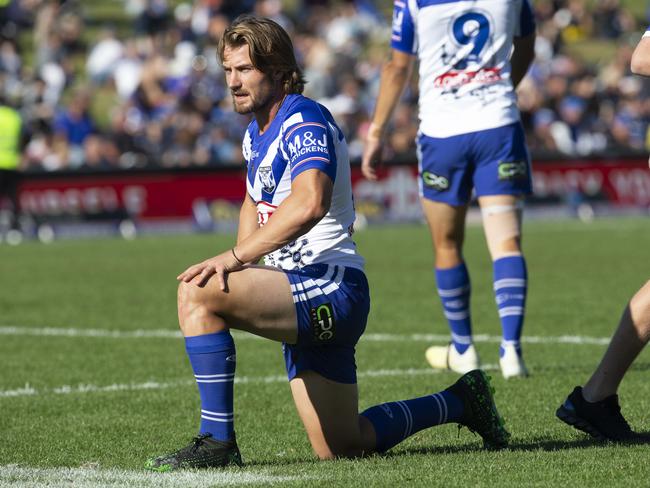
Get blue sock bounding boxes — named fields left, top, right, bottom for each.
left=435, top=263, right=472, bottom=354
left=185, top=330, right=236, bottom=441
left=493, top=255, right=527, bottom=358
left=360, top=390, right=463, bottom=452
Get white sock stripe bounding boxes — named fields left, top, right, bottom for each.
left=498, top=307, right=524, bottom=317
left=501, top=340, right=520, bottom=347
left=450, top=333, right=472, bottom=345
left=196, top=378, right=235, bottom=383
left=400, top=401, right=413, bottom=438
left=395, top=401, right=413, bottom=438
left=441, top=393, right=448, bottom=423
left=443, top=299, right=468, bottom=309
left=194, top=373, right=235, bottom=379
left=437, top=286, right=469, bottom=298
left=200, top=414, right=233, bottom=423
left=493, top=278, right=527, bottom=290
left=201, top=409, right=233, bottom=417
left=430, top=393, right=443, bottom=425
left=433, top=393, right=442, bottom=424
left=444, top=310, right=469, bottom=321
left=394, top=401, right=409, bottom=439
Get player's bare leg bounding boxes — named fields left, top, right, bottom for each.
left=478, top=194, right=529, bottom=378
left=421, top=198, right=467, bottom=269
left=177, top=264, right=298, bottom=342
left=420, top=199, right=479, bottom=373
left=290, top=371, right=375, bottom=459
left=582, top=280, right=650, bottom=401
left=477, top=195, right=523, bottom=260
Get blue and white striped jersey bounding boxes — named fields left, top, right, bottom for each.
left=391, top=0, right=536, bottom=137
left=243, top=94, right=364, bottom=271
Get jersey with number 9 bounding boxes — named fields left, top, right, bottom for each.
left=391, top=0, right=535, bottom=138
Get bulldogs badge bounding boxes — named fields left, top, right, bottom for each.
left=258, top=165, right=276, bottom=193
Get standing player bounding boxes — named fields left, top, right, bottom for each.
left=145, top=16, right=509, bottom=470
left=0, top=94, right=24, bottom=244
left=555, top=30, right=650, bottom=442
left=362, top=0, right=536, bottom=378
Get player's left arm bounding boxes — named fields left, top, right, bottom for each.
left=631, top=36, right=650, bottom=77
left=511, top=33, right=535, bottom=89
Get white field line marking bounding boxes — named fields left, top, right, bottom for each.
left=0, top=464, right=309, bottom=487
left=1, top=367, right=499, bottom=399
left=0, top=326, right=613, bottom=346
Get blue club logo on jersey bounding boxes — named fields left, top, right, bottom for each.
left=258, top=165, right=276, bottom=193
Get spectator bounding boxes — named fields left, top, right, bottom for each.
left=3, top=0, right=650, bottom=171
left=53, top=89, right=96, bottom=167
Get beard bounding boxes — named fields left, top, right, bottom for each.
left=231, top=91, right=274, bottom=115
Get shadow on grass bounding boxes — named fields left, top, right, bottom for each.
left=395, top=432, right=650, bottom=458
left=505, top=434, right=650, bottom=452
left=239, top=432, right=650, bottom=468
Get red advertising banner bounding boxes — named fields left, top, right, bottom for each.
left=19, top=171, right=246, bottom=220
left=18, top=158, right=650, bottom=225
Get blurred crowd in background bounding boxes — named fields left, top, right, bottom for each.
left=1, top=0, right=650, bottom=172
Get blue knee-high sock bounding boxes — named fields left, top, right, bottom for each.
left=360, top=390, right=464, bottom=452
left=185, top=331, right=236, bottom=441
left=493, top=255, right=527, bottom=357
left=435, top=263, right=472, bottom=354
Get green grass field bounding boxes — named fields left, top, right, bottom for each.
left=1, top=218, right=650, bottom=487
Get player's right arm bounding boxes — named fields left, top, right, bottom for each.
left=237, top=194, right=258, bottom=247
left=631, top=33, right=650, bottom=77
left=361, top=49, right=415, bottom=181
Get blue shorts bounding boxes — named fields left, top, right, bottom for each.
left=417, top=122, right=532, bottom=205
left=282, top=264, right=370, bottom=384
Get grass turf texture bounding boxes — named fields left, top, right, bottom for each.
left=1, top=218, right=650, bottom=486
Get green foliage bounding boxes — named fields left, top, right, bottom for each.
left=1, top=218, right=649, bottom=486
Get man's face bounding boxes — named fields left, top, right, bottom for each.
left=222, top=44, right=277, bottom=115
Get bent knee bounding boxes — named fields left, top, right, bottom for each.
left=177, top=282, right=225, bottom=329
left=177, top=281, right=202, bottom=313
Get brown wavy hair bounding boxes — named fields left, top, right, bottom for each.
left=218, top=15, right=306, bottom=95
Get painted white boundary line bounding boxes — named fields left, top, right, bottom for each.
left=0, top=367, right=481, bottom=399
left=0, top=464, right=308, bottom=487
left=0, top=326, right=612, bottom=346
